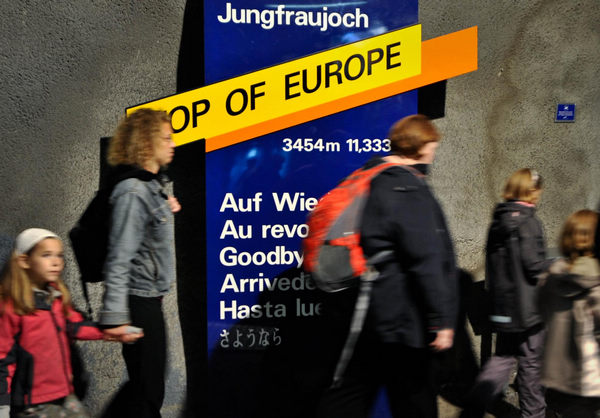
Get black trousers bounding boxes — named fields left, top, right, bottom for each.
left=546, top=389, right=600, bottom=418
left=316, top=339, right=437, bottom=418
left=102, top=295, right=167, bottom=418
left=461, top=325, right=546, bottom=418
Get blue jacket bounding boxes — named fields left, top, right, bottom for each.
left=99, top=168, right=175, bottom=326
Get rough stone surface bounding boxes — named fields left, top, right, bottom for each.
left=421, top=0, right=600, bottom=416
left=0, top=1, right=186, bottom=417
left=1, top=1, right=599, bottom=417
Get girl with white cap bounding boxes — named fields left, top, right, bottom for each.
left=0, top=228, right=140, bottom=418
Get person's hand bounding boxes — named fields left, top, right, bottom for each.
left=103, top=325, right=144, bottom=344
left=168, top=196, right=181, bottom=213
left=429, top=328, right=454, bottom=352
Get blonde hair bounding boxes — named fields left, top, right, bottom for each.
left=107, top=108, right=171, bottom=167
left=388, top=114, right=441, bottom=159
left=502, top=168, right=543, bottom=203
left=0, top=250, right=71, bottom=316
left=559, top=209, right=598, bottom=261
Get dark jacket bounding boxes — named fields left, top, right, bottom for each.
left=359, top=158, right=458, bottom=348
left=540, top=256, right=600, bottom=397
left=0, top=286, right=103, bottom=406
left=486, top=201, right=551, bottom=332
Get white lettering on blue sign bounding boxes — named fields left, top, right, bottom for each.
left=217, top=2, right=369, bottom=31
left=555, top=103, right=575, bottom=122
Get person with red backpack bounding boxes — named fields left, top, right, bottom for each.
left=315, top=114, right=458, bottom=418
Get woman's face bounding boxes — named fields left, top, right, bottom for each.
left=418, top=141, right=439, bottom=164
left=153, top=122, right=175, bottom=167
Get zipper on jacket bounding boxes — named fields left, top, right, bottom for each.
left=49, top=306, right=74, bottom=394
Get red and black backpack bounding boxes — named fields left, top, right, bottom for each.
left=302, top=160, right=421, bottom=386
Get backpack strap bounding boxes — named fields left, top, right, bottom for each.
left=330, top=249, right=394, bottom=388
left=329, top=163, right=423, bottom=387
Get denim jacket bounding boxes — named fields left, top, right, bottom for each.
left=99, top=172, right=175, bottom=326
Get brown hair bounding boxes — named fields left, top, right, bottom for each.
left=559, top=209, right=597, bottom=260
left=502, top=168, right=543, bottom=203
left=1, top=249, right=71, bottom=316
left=107, top=108, right=171, bottom=167
left=388, top=114, right=441, bottom=159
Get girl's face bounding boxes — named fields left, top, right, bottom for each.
left=21, top=238, right=64, bottom=286
left=530, top=187, right=542, bottom=205
left=574, top=225, right=594, bottom=252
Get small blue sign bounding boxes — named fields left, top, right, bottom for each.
left=555, top=103, right=575, bottom=122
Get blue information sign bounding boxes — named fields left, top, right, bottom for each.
left=555, top=103, right=575, bottom=122
left=204, top=2, right=418, bottom=416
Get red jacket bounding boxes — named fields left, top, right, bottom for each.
left=0, top=287, right=103, bottom=406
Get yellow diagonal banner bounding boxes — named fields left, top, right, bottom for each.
left=128, top=24, right=422, bottom=150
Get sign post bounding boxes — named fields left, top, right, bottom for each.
left=204, top=3, right=418, bottom=416
left=127, top=2, right=477, bottom=415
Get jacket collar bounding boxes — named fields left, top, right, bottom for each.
left=103, top=164, right=169, bottom=189
left=33, top=285, right=62, bottom=310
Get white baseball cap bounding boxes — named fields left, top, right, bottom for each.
left=14, top=228, right=60, bottom=255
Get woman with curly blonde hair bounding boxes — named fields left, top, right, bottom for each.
left=100, top=108, right=180, bottom=418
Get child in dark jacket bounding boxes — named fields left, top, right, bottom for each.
left=0, top=229, right=140, bottom=418
left=461, top=168, right=551, bottom=418
left=540, top=210, right=600, bottom=417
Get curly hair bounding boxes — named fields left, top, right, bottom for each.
left=388, top=114, right=441, bottom=159
left=107, top=108, right=171, bottom=167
